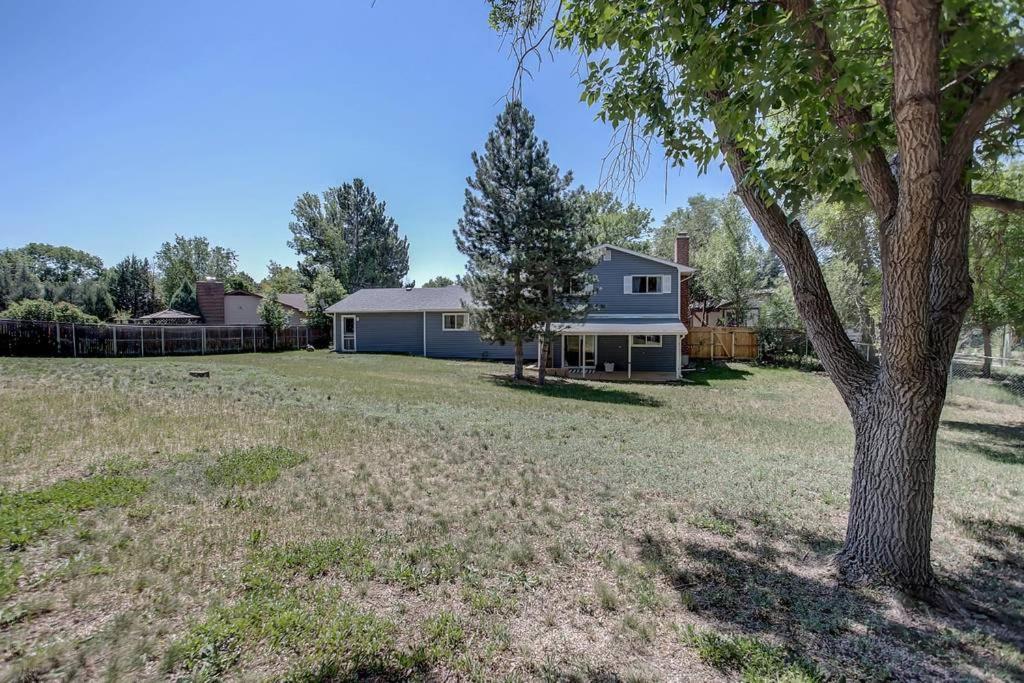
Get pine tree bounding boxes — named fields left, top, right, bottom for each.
left=109, top=255, right=160, bottom=318
left=0, top=255, right=43, bottom=309
left=168, top=281, right=200, bottom=316
left=456, top=101, right=592, bottom=381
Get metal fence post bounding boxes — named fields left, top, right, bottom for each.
left=55, top=322, right=60, bottom=355
left=71, top=323, right=76, bottom=358
left=113, top=325, right=118, bottom=357
left=161, top=326, right=165, bottom=355
left=202, top=327, right=206, bottom=355
left=140, top=326, right=144, bottom=357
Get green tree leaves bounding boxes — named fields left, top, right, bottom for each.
left=288, top=179, right=410, bottom=292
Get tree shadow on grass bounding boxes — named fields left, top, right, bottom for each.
left=682, top=363, right=754, bottom=386
left=941, top=420, right=1024, bottom=465
left=487, top=375, right=663, bottom=407
left=633, top=517, right=1024, bottom=681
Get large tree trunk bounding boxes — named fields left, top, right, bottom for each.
left=513, top=339, right=524, bottom=380
left=980, top=324, right=993, bottom=378
left=836, top=376, right=945, bottom=596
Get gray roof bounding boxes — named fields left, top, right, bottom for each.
left=276, top=293, right=308, bottom=312
left=326, top=285, right=470, bottom=314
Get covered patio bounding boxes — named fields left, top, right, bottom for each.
left=538, top=317, right=688, bottom=380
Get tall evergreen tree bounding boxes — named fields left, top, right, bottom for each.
left=108, top=255, right=160, bottom=318
left=288, top=179, right=410, bottom=291
left=456, top=101, right=592, bottom=381
left=168, top=281, right=200, bottom=316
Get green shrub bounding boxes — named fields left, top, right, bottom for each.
left=0, top=476, right=149, bottom=550
left=0, top=298, right=100, bottom=324
left=204, top=447, right=308, bottom=487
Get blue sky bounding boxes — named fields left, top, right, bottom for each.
left=0, top=0, right=734, bottom=284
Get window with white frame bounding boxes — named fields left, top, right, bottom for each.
left=631, top=335, right=662, bottom=347
left=442, top=313, right=468, bottom=331
left=631, top=275, right=663, bottom=294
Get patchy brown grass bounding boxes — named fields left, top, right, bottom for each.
left=0, top=352, right=1020, bottom=681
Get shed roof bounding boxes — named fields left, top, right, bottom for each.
left=326, top=285, right=470, bottom=314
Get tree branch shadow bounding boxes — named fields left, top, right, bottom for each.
left=632, top=516, right=1024, bottom=681
left=941, top=419, right=1024, bottom=465
left=486, top=375, right=663, bottom=407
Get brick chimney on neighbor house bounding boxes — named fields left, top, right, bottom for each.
left=674, top=232, right=690, bottom=327
left=196, top=278, right=225, bottom=325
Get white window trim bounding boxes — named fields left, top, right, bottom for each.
left=441, top=312, right=469, bottom=331
left=626, top=274, right=671, bottom=295
left=631, top=334, right=663, bottom=348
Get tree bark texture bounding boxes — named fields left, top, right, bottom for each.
left=513, top=339, right=524, bottom=380
left=981, top=324, right=993, bottom=378
left=537, top=338, right=548, bottom=385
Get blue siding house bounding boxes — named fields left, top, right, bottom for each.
left=326, top=237, right=694, bottom=379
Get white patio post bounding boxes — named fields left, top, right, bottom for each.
left=627, top=334, right=633, bottom=379
left=676, top=335, right=681, bottom=379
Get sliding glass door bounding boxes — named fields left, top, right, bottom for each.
left=563, top=335, right=596, bottom=368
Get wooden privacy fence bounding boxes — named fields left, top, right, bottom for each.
left=0, top=319, right=330, bottom=358
left=687, top=326, right=758, bottom=360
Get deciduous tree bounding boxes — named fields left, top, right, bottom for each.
left=422, top=276, right=456, bottom=288
left=288, top=179, right=410, bottom=291
left=578, top=188, right=652, bottom=248
left=155, top=235, right=237, bottom=302
left=305, top=271, right=347, bottom=331
left=490, top=0, right=1024, bottom=598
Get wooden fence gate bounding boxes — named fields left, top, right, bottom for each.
left=687, top=326, right=758, bottom=360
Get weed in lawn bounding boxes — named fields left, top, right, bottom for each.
left=0, top=559, right=21, bottom=600
left=688, top=513, right=740, bottom=537
left=242, top=536, right=377, bottom=591
left=0, top=476, right=149, bottom=549
left=679, top=625, right=821, bottom=682
left=203, top=446, right=308, bottom=487
left=594, top=580, right=618, bottom=611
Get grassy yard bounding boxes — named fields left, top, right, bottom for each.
left=0, top=352, right=1021, bottom=681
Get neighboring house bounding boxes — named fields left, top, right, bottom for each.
left=325, top=235, right=695, bottom=378
left=690, top=289, right=773, bottom=327
left=196, top=279, right=307, bottom=326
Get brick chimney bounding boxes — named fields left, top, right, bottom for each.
left=196, top=278, right=225, bottom=324
left=674, top=233, right=690, bottom=326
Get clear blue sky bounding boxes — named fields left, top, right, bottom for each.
left=0, top=0, right=734, bottom=284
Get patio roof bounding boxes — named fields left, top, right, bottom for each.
left=555, top=317, right=687, bottom=336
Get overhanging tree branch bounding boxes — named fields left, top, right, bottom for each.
left=713, top=115, right=876, bottom=405
left=945, top=58, right=1024, bottom=178
left=971, top=192, right=1024, bottom=215
left=783, top=0, right=898, bottom=223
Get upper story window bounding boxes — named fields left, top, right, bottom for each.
left=442, top=313, right=468, bottom=331
left=631, top=275, right=664, bottom=294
